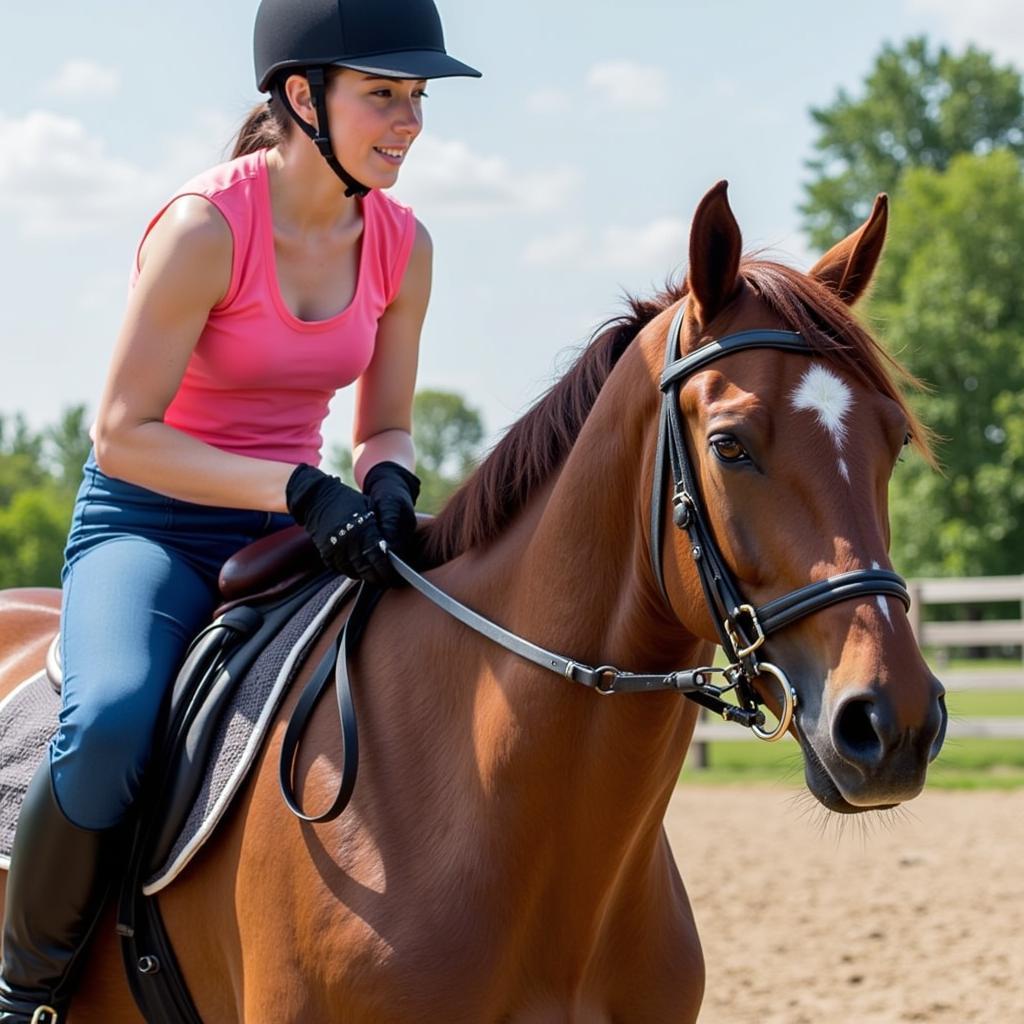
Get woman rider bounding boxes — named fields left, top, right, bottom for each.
left=0, top=1, right=479, bottom=1020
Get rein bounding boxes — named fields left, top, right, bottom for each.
left=280, top=302, right=912, bottom=823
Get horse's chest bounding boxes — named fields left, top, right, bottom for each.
left=307, top=870, right=700, bottom=1023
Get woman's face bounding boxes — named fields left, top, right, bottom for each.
left=321, top=69, right=426, bottom=189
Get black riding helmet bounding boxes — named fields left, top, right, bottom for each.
left=254, top=0, right=481, bottom=197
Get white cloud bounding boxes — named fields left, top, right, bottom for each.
left=908, top=0, right=1024, bottom=65
left=523, top=227, right=589, bottom=268
left=524, top=216, right=688, bottom=272
left=586, top=60, right=669, bottom=111
left=0, top=110, right=159, bottom=238
left=45, top=59, right=121, bottom=100
left=0, top=107, right=243, bottom=240
left=526, top=88, right=572, bottom=114
left=393, top=135, right=581, bottom=216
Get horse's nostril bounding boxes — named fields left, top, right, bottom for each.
left=832, top=696, right=884, bottom=766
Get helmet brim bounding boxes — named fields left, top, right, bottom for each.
left=333, top=50, right=482, bottom=80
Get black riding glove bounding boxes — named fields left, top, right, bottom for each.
left=362, top=461, right=421, bottom=561
left=286, top=464, right=392, bottom=586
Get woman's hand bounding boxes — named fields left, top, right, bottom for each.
left=286, top=465, right=393, bottom=585
left=362, top=461, right=421, bottom=560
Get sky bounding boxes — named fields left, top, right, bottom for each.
left=3, top=0, right=1024, bottom=457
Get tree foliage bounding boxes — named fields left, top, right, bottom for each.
left=803, top=37, right=1024, bottom=249
left=0, top=407, right=90, bottom=588
left=870, top=150, right=1024, bottom=575
left=326, top=389, right=485, bottom=516
left=412, top=389, right=485, bottom=513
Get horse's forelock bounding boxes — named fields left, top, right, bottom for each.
left=739, top=259, right=936, bottom=466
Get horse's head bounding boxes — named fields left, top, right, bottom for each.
left=656, top=181, right=946, bottom=812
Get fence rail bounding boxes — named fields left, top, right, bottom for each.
left=690, top=574, right=1024, bottom=762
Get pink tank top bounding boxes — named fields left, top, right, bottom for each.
left=130, top=148, right=417, bottom=466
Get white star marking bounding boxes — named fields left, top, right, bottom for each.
left=790, top=365, right=854, bottom=481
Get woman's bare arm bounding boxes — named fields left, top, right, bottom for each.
left=93, top=195, right=294, bottom=512
left=351, top=219, right=433, bottom=487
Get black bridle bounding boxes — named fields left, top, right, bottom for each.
left=281, top=301, right=913, bottom=822
left=649, top=302, right=911, bottom=735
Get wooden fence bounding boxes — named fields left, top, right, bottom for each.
left=690, top=574, right=1024, bottom=763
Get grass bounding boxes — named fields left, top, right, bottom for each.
left=682, top=738, right=1024, bottom=790
left=944, top=688, right=1024, bottom=717
left=681, top=688, right=1024, bottom=790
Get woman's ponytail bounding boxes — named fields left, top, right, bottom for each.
left=230, top=95, right=290, bottom=159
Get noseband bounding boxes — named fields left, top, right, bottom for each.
left=649, top=303, right=911, bottom=737
left=282, top=301, right=914, bottom=822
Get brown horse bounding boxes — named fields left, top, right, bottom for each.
left=1, top=182, right=945, bottom=1022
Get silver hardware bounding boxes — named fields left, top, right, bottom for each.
left=749, top=661, right=797, bottom=742
left=725, top=604, right=766, bottom=658
left=594, top=665, right=619, bottom=695
left=31, top=1008, right=59, bottom=1024
left=138, top=955, right=161, bottom=975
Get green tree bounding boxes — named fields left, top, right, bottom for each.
left=0, top=487, right=70, bottom=588
left=871, top=150, right=1024, bottom=575
left=0, top=406, right=90, bottom=587
left=803, top=37, right=1024, bottom=249
left=45, top=404, right=93, bottom=491
left=327, top=390, right=486, bottom=515
left=413, top=389, right=484, bottom=513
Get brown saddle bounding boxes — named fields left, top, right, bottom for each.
left=216, top=525, right=323, bottom=610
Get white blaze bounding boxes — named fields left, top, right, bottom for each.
left=871, top=560, right=894, bottom=628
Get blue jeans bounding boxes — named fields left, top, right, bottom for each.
left=52, top=454, right=293, bottom=829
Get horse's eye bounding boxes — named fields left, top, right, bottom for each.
left=903, top=431, right=912, bottom=447
left=710, top=435, right=749, bottom=463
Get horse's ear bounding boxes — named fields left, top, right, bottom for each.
left=809, top=193, right=888, bottom=305
left=687, top=180, right=742, bottom=329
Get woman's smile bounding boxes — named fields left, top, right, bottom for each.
left=373, top=145, right=408, bottom=165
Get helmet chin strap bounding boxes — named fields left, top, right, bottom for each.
left=272, top=67, right=372, bottom=199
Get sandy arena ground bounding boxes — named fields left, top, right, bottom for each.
left=664, top=784, right=1024, bottom=1024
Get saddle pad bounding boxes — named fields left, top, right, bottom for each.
left=0, top=670, right=59, bottom=871
left=0, top=577, right=349, bottom=888
left=144, top=576, right=347, bottom=893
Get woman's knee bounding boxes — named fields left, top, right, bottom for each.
left=50, top=688, right=160, bottom=829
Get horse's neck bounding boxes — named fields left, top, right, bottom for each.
left=436, top=345, right=705, bottom=881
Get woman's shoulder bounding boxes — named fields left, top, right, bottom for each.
left=367, top=188, right=417, bottom=236
left=174, top=150, right=265, bottom=203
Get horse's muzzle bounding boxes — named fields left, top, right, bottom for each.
left=802, top=677, right=947, bottom=811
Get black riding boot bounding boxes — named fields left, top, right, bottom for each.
left=0, top=760, right=115, bottom=1023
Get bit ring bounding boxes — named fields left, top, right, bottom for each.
left=750, top=661, right=797, bottom=742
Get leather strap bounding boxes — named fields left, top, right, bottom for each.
left=757, top=570, right=910, bottom=634
left=659, top=328, right=810, bottom=391
left=278, top=582, right=380, bottom=823
left=386, top=552, right=715, bottom=695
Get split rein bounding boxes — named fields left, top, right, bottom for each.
left=280, top=304, right=912, bottom=823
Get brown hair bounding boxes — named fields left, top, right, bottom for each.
left=231, top=95, right=291, bottom=159
left=419, top=260, right=935, bottom=567
left=230, top=69, right=347, bottom=159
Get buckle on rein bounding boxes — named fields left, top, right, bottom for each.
left=696, top=605, right=797, bottom=743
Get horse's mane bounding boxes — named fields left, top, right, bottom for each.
left=419, top=258, right=932, bottom=566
